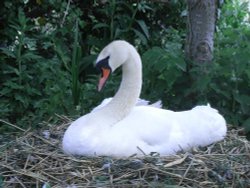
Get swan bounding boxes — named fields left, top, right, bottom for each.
left=62, top=40, right=227, bottom=157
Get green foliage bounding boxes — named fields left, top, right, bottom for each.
left=141, top=28, right=187, bottom=109
left=219, top=0, right=250, bottom=28
left=1, top=7, right=43, bottom=126
left=0, top=175, right=3, bottom=188
left=214, top=26, right=250, bottom=131
left=0, top=0, right=249, bottom=137
left=0, top=2, right=78, bottom=128
left=214, top=0, right=250, bottom=134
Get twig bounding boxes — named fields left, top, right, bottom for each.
left=136, top=146, right=146, bottom=155
left=61, top=0, right=72, bottom=27
left=0, top=119, right=26, bottom=132
left=14, top=176, right=27, bottom=188
left=0, top=164, right=48, bottom=181
left=178, top=157, right=194, bottom=185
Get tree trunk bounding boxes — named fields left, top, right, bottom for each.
left=185, top=0, right=217, bottom=64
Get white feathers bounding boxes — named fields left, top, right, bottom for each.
left=91, top=98, right=162, bottom=112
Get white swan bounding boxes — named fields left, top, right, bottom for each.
left=62, top=40, right=227, bottom=157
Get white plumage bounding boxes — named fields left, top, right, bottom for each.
left=62, top=40, right=227, bottom=157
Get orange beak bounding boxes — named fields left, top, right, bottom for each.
left=98, top=68, right=111, bottom=91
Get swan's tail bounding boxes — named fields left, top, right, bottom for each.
left=190, top=104, right=227, bottom=146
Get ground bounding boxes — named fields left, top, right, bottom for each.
left=0, top=116, right=249, bottom=188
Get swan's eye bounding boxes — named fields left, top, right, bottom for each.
left=96, top=56, right=110, bottom=73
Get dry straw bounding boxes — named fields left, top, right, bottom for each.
left=0, top=116, right=249, bottom=188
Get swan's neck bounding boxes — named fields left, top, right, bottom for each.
left=99, top=48, right=142, bottom=122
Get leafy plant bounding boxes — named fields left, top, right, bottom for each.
left=90, top=0, right=151, bottom=44
left=213, top=26, right=250, bottom=131
left=0, top=3, right=82, bottom=128
left=0, top=8, right=42, bottom=125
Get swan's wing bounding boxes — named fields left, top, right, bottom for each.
left=91, top=98, right=162, bottom=112
left=134, top=98, right=150, bottom=106
left=91, top=98, right=112, bottom=112
left=149, top=100, right=162, bottom=108
left=110, top=105, right=227, bottom=155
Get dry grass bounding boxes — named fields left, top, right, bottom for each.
left=0, top=116, right=249, bottom=188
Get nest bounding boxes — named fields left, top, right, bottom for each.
left=0, top=116, right=249, bottom=188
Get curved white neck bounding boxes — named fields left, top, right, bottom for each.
left=97, top=47, right=142, bottom=122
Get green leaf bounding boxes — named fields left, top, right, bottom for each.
left=26, top=86, right=41, bottom=96
left=210, top=83, right=231, bottom=99
left=0, top=175, right=3, bottom=188
left=142, top=47, right=166, bottom=67
left=92, top=23, right=109, bottom=30
left=0, top=48, right=16, bottom=58
left=154, top=55, right=168, bottom=72
left=132, top=28, right=147, bottom=45
left=136, top=20, right=149, bottom=39
left=4, top=80, right=23, bottom=90
left=0, top=87, right=11, bottom=96
left=234, top=94, right=250, bottom=113
left=21, top=53, right=42, bottom=61
left=18, top=8, right=27, bottom=28
left=194, top=76, right=211, bottom=92
left=14, top=94, right=28, bottom=107
left=243, top=118, right=250, bottom=132
left=79, top=55, right=97, bottom=72
left=175, top=58, right=186, bottom=71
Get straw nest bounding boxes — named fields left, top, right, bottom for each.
left=0, top=116, right=249, bottom=188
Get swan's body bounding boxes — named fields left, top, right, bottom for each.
left=62, top=40, right=227, bottom=157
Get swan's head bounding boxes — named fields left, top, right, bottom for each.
left=95, top=40, right=130, bottom=91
